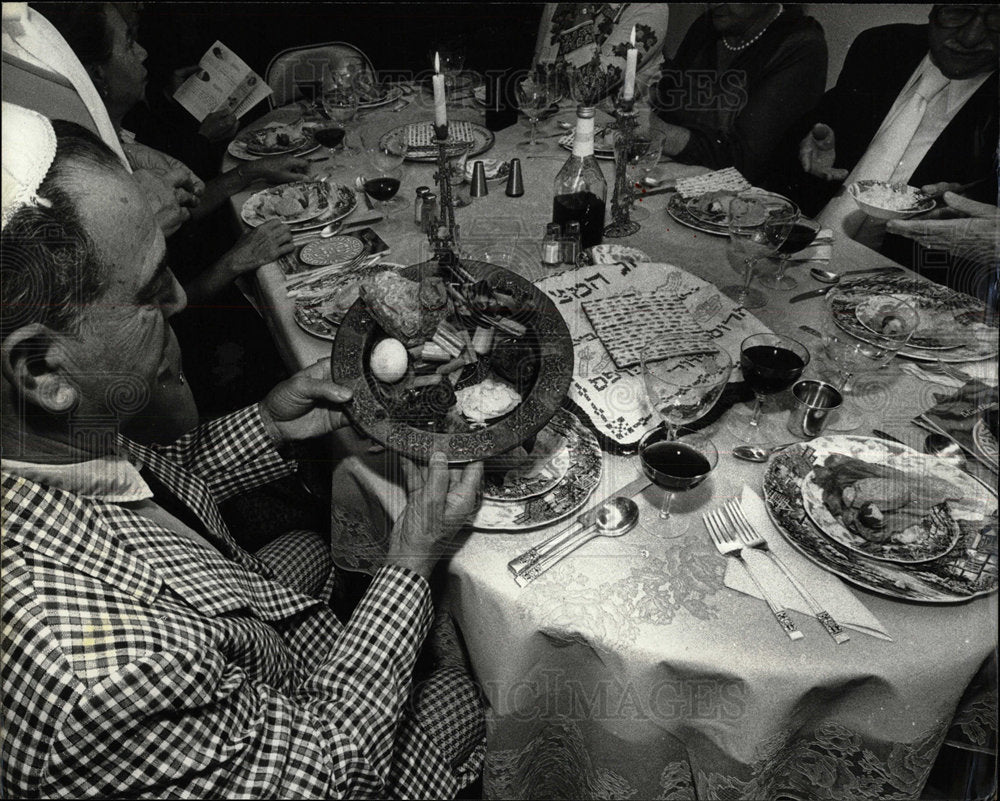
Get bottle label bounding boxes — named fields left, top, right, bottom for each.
left=572, top=115, right=595, bottom=158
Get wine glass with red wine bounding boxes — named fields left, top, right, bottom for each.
left=759, top=217, right=822, bottom=291
left=733, top=333, right=810, bottom=442
left=639, top=337, right=732, bottom=537
left=638, top=430, right=719, bottom=539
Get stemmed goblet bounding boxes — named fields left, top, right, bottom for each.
left=361, top=138, right=404, bottom=216
left=815, top=292, right=918, bottom=431
left=759, top=216, right=823, bottom=291
left=515, top=76, right=557, bottom=150
left=733, top=333, right=810, bottom=443
left=321, top=87, right=360, bottom=155
left=722, top=192, right=798, bottom=310
left=639, top=337, right=733, bottom=537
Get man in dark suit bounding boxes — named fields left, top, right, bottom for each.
left=785, top=6, right=998, bottom=300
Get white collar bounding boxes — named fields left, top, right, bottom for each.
left=1, top=454, right=153, bottom=503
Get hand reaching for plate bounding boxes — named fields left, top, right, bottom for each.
left=887, top=193, right=999, bottom=267
left=222, top=220, right=295, bottom=276
left=243, top=154, right=311, bottom=186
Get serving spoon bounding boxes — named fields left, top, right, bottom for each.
left=923, top=433, right=967, bottom=467
left=809, top=266, right=902, bottom=284
left=511, top=497, right=639, bottom=587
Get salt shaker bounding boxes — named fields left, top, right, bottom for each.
left=562, top=221, right=581, bottom=265
left=421, top=192, right=439, bottom=235
left=414, top=186, right=431, bottom=226
left=541, top=223, right=562, bottom=267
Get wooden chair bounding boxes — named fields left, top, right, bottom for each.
left=264, top=42, right=375, bottom=109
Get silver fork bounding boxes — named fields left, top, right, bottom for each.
left=703, top=509, right=804, bottom=641
left=725, top=501, right=850, bottom=645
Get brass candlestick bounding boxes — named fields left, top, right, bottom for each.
left=603, top=96, right=640, bottom=239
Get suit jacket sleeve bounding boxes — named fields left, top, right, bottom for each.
left=29, top=566, right=480, bottom=798
left=149, top=404, right=296, bottom=503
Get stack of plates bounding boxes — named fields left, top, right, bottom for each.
left=828, top=274, right=998, bottom=363
left=764, top=434, right=997, bottom=603
left=471, top=408, right=603, bottom=531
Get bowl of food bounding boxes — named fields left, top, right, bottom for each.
left=848, top=180, right=935, bottom=221
left=331, top=259, right=574, bottom=462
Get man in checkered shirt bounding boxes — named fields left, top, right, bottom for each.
left=1, top=110, right=486, bottom=798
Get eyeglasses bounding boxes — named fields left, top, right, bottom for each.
left=933, top=5, right=1000, bottom=34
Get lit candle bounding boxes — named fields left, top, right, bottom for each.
left=623, top=26, right=638, bottom=101
left=432, top=52, right=448, bottom=133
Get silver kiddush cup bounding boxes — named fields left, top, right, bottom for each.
left=787, top=380, right=843, bottom=438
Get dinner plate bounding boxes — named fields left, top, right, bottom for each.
left=854, top=294, right=968, bottom=350
left=358, top=85, right=404, bottom=109
left=577, top=244, right=651, bottom=267
left=482, top=414, right=572, bottom=502
left=764, top=435, right=998, bottom=603
left=799, top=455, right=967, bottom=564
left=828, top=275, right=999, bottom=363
left=972, top=417, right=999, bottom=470
left=686, top=190, right=798, bottom=228
left=666, top=193, right=728, bottom=236
left=463, top=158, right=510, bottom=183
left=381, top=121, right=495, bottom=163
left=331, top=258, right=574, bottom=463
left=293, top=261, right=401, bottom=341
left=241, top=181, right=339, bottom=227
left=473, top=408, right=602, bottom=529
left=227, top=137, right=320, bottom=161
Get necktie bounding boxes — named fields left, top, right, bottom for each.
left=819, top=69, right=950, bottom=241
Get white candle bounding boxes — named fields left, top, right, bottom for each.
left=623, top=26, right=638, bottom=101
left=432, top=52, right=448, bottom=131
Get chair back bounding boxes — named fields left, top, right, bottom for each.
left=264, top=42, right=376, bottom=108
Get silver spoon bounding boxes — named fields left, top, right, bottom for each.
left=318, top=220, right=345, bottom=238
left=809, top=266, right=902, bottom=284
left=512, top=497, right=639, bottom=587
left=732, top=442, right=799, bottom=463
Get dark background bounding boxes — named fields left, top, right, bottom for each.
left=136, top=2, right=543, bottom=94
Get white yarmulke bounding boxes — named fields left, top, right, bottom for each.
left=2, top=102, right=57, bottom=230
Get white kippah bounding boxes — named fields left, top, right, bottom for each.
left=1, top=102, right=57, bottom=230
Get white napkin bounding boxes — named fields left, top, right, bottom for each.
left=899, top=360, right=998, bottom=390
left=723, top=486, right=892, bottom=641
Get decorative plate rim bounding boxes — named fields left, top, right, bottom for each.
left=330, top=259, right=574, bottom=463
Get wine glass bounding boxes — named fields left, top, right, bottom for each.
left=815, top=292, right=918, bottom=431
left=638, top=429, right=719, bottom=539
left=722, top=192, right=798, bottom=310
left=516, top=77, right=556, bottom=149
left=759, top=217, right=822, bottom=291
left=616, top=128, right=663, bottom=222
left=321, top=88, right=359, bottom=153
left=639, top=337, right=733, bottom=537
left=734, top=333, right=810, bottom=443
left=445, top=141, right=473, bottom=208
left=360, top=164, right=403, bottom=216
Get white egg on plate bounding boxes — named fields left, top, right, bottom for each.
left=370, top=338, right=408, bottom=383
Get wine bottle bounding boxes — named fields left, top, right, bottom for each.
left=552, top=106, right=607, bottom=250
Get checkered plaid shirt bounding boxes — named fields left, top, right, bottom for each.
left=2, top=405, right=484, bottom=798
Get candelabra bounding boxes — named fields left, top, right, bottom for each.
left=603, top=95, right=640, bottom=238
left=428, top=127, right=461, bottom=263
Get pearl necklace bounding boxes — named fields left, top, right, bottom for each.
left=722, top=5, right=783, bottom=52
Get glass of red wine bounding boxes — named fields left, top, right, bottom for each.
left=759, top=217, right=822, bottom=291
left=734, top=333, right=810, bottom=443
left=639, top=337, right=732, bottom=537
left=361, top=134, right=406, bottom=214
left=311, top=125, right=347, bottom=164
left=638, top=429, right=719, bottom=539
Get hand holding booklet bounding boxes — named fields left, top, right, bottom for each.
left=174, top=41, right=272, bottom=122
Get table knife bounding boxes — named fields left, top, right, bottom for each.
left=789, top=286, right=834, bottom=303
left=508, top=474, right=651, bottom=577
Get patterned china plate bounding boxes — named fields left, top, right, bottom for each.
left=828, top=275, right=999, bottom=363
left=293, top=262, right=399, bottom=341
left=331, top=259, right=574, bottom=463
left=764, top=435, right=998, bottom=603
left=578, top=244, right=651, bottom=267
left=666, top=193, right=728, bottom=236
left=380, top=121, right=495, bottom=163
left=473, top=409, right=601, bottom=530
left=482, top=419, right=571, bottom=502
left=227, top=138, right=320, bottom=161
left=241, top=181, right=333, bottom=227
left=358, top=85, right=404, bottom=109
left=299, top=236, right=365, bottom=267
left=972, top=418, right=999, bottom=470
